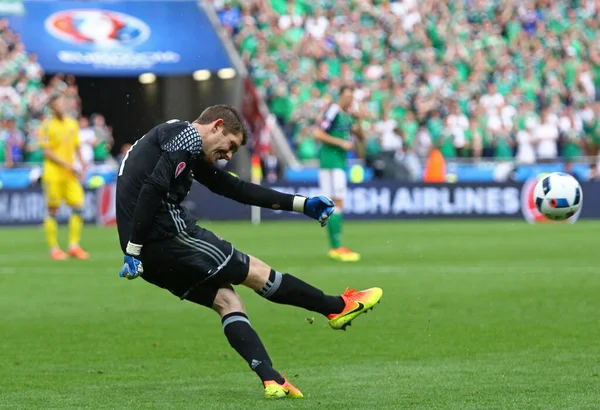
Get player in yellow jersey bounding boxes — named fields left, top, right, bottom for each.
left=39, top=95, right=89, bottom=260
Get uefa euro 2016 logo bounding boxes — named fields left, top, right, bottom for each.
left=45, top=9, right=150, bottom=48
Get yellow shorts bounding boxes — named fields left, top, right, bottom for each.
left=43, top=177, right=84, bottom=209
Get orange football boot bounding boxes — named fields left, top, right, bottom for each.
left=328, top=247, right=361, bottom=262
left=328, top=287, right=383, bottom=330
left=263, top=377, right=304, bottom=399
left=68, top=245, right=90, bottom=260
left=50, top=248, right=68, bottom=260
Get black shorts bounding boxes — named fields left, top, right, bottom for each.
left=140, top=225, right=250, bottom=308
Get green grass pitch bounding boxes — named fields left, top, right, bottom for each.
left=1, top=220, right=599, bottom=409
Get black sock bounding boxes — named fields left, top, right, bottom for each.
left=256, top=270, right=345, bottom=316
left=221, top=312, right=284, bottom=384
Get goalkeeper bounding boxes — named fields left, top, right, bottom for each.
left=115, top=105, right=383, bottom=399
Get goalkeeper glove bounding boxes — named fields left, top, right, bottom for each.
left=119, top=242, right=144, bottom=280
left=296, top=195, right=335, bottom=227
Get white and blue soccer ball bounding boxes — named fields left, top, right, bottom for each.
left=533, top=172, right=582, bottom=221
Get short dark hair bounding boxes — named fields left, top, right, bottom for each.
left=340, top=85, right=353, bottom=95
left=194, top=104, right=247, bottom=146
left=48, top=93, right=62, bottom=105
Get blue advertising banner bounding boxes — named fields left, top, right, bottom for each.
left=0, top=180, right=597, bottom=226
left=184, top=180, right=600, bottom=222
left=261, top=182, right=525, bottom=221
left=0, top=187, right=97, bottom=225
left=8, top=0, right=232, bottom=76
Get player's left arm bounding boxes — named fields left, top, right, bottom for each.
left=194, top=163, right=334, bottom=226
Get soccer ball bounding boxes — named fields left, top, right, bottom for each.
left=533, top=172, right=582, bottom=221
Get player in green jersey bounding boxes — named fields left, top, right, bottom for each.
left=314, top=85, right=361, bottom=262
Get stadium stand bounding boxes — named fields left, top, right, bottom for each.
left=213, top=0, right=600, bottom=178
left=0, top=18, right=114, bottom=169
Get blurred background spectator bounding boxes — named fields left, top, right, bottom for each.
left=6, top=1, right=600, bottom=180
left=1, top=117, right=24, bottom=168
left=0, top=18, right=114, bottom=170
left=212, top=0, right=600, bottom=179
left=78, top=116, right=96, bottom=168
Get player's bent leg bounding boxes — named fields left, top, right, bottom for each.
left=212, top=285, right=246, bottom=317
left=327, top=198, right=360, bottom=262
left=326, top=197, right=343, bottom=255
left=45, top=207, right=67, bottom=260
left=43, top=179, right=66, bottom=259
left=67, top=208, right=89, bottom=259
left=66, top=179, right=89, bottom=259
left=242, top=255, right=382, bottom=329
left=212, top=287, right=303, bottom=399
left=326, top=168, right=359, bottom=262
left=319, top=169, right=342, bottom=255
left=243, top=255, right=344, bottom=316
left=330, top=167, right=360, bottom=261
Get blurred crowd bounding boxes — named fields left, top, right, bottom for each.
left=0, top=18, right=114, bottom=169
left=214, top=0, right=600, bottom=175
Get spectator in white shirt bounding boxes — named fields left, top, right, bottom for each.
left=23, top=53, right=43, bottom=82
left=414, top=125, right=432, bottom=158
left=375, top=105, right=402, bottom=154
left=501, top=102, right=517, bottom=131
left=578, top=62, right=596, bottom=99
left=402, top=3, right=422, bottom=32
left=480, top=83, right=505, bottom=116
left=0, top=76, right=21, bottom=106
left=515, top=130, right=536, bottom=165
left=278, top=3, right=303, bottom=30
left=305, top=8, right=329, bottom=39
left=559, top=105, right=583, bottom=136
left=515, top=103, right=540, bottom=164
left=335, top=24, right=358, bottom=52
left=486, top=112, right=505, bottom=136
left=77, top=116, right=96, bottom=167
left=514, top=103, right=537, bottom=164
left=446, top=103, right=469, bottom=156
left=534, top=108, right=559, bottom=163
left=559, top=104, right=584, bottom=174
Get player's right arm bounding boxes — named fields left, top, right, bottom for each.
left=314, top=129, right=353, bottom=150
left=194, top=163, right=334, bottom=226
left=313, top=104, right=353, bottom=151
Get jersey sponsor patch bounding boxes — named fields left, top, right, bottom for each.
left=175, top=162, right=186, bottom=178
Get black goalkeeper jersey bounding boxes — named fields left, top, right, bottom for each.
left=116, top=120, right=203, bottom=251
left=116, top=119, right=299, bottom=254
